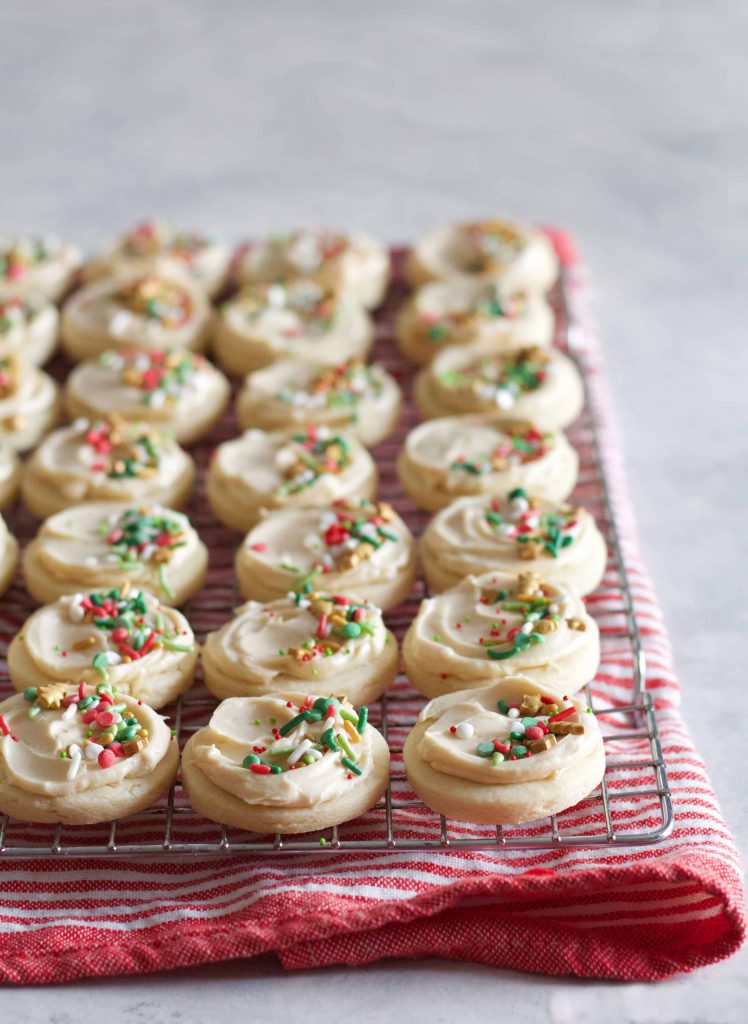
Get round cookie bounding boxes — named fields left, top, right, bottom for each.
left=0, top=355, right=60, bottom=452
left=0, top=234, right=81, bottom=302
left=403, top=569, right=599, bottom=698
left=236, top=358, right=402, bottom=447
left=397, top=416, right=578, bottom=511
left=182, top=692, right=390, bottom=835
left=22, top=416, right=194, bottom=520
left=0, top=683, right=178, bottom=825
left=64, top=348, right=230, bottom=445
left=0, top=511, right=19, bottom=597
left=237, top=228, right=390, bottom=309
left=203, top=591, right=398, bottom=704
left=403, top=676, right=605, bottom=825
left=421, top=490, right=607, bottom=596
left=60, top=272, right=212, bottom=362
left=0, top=442, right=21, bottom=509
left=8, top=586, right=198, bottom=709
left=236, top=498, right=416, bottom=611
left=413, top=342, right=584, bottom=431
left=207, top=425, right=377, bottom=533
left=396, top=279, right=554, bottom=365
left=408, top=218, right=558, bottom=293
left=213, top=279, right=374, bottom=376
left=23, top=502, right=208, bottom=606
left=0, top=295, right=59, bottom=366
left=84, top=220, right=231, bottom=297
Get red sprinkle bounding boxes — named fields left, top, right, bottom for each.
left=249, top=763, right=272, bottom=775
left=250, top=542, right=268, bottom=552
left=525, top=726, right=543, bottom=740
left=98, top=749, right=117, bottom=769
left=0, top=715, right=10, bottom=736
left=78, top=681, right=87, bottom=700
left=493, top=740, right=511, bottom=755
left=96, top=711, right=116, bottom=728
left=549, top=705, right=576, bottom=723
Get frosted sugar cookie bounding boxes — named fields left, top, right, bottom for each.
left=403, top=569, right=599, bottom=698
left=413, top=342, right=584, bottom=431
left=182, top=693, right=390, bottom=834
left=236, top=358, right=402, bottom=446
left=23, top=502, right=208, bottom=606
left=213, top=279, right=373, bottom=376
left=237, top=228, right=390, bottom=309
left=403, top=676, right=604, bottom=825
left=0, top=295, right=59, bottom=366
left=203, top=590, right=398, bottom=704
left=396, top=280, right=554, bottom=365
left=60, top=272, right=212, bottom=362
left=0, top=234, right=81, bottom=302
left=397, top=416, right=578, bottom=511
left=0, top=443, right=20, bottom=508
left=84, top=220, right=231, bottom=297
left=0, top=355, right=59, bottom=452
left=207, top=425, right=376, bottom=532
left=0, top=683, right=178, bottom=824
left=236, top=498, right=416, bottom=610
left=21, top=416, right=194, bottom=520
left=65, top=348, right=230, bottom=445
left=421, top=490, right=607, bottom=595
left=8, top=586, right=197, bottom=708
left=408, top=218, right=558, bottom=292
left=0, top=512, right=18, bottom=596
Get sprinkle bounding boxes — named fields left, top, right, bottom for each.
left=341, top=756, right=362, bottom=776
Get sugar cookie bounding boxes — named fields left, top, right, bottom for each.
left=23, top=502, right=208, bottom=606
left=403, top=676, right=604, bottom=825
left=408, top=219, right=558, bottom=292
left=21, top=416, right=194, bottom=520
left=236, top=498, right=416, bottom=610
left=0, top=683, right=178, bottom=825
left=0, top=511, right=18, bottom=596
left=203, top=591, right=398, bottom=704
left=213, top=280, right=373, bottom=376
left=397, top=416, right=578, bottom=511
left=0, top=295, right=59, bottom=366
left=0, top=234, right=81, bottom=302
left=396, top=279, right=554, bottom=365
left=64, top=349, right=230, bottom=445
left=236, top=358, right=402, bottom=446
left=0, top=443, right=20, bottom=509
left=421, top=491, right=607, bottom=595
left=182, top=693, right=390, bottom=834
left=8, top=586, right=197, bottom=708
left=207, top=426, right=376, bottom=532
left=403, top=569, right=599, bottom=698
left=0, top=355, right=60, bottom=452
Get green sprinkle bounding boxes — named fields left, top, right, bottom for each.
left=23, top=687, right=37, bottom=701
left=321, top=727, right=338, bottom=750
left=491, top=751, right=505, bottom=765
left=336, top=731, right=357, bottom=761
left=254, top=718, right=261, bottom=725
left=342, top=621, right=361, bottom=639
left=356, top=706, right=368, bottom=734
left=243, top=754, right=260, bottom=768
left=319, top=837, right=327, bottom=846
left=338, top=707, right=359, bottom=726
left=27, top=705, right=42, bottom=719
left=476, top=742, right=495, bottom=757
left=341, top=756, right=362, bottom=776
left=497, top=700, right=509, bottom=714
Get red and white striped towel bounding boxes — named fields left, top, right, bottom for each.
left=0, top=231, right=743, bottom=984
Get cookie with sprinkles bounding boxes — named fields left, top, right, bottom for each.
left=408, top=218, right=558, bottom=293
left=396, top=278, right=554, bottom=365
left=0, top=353, right=60, bottom=452
left=0, top=511, right=18, bottom=598
left=202, top=590, right=398, bottom=705
left=0, top=682, right=178, bottom=824
left=403, top=676, right=604, bottom=825
left=0, top=294, right=59, bottom=366
left=21, top=415, right=195, bottom=519
left=8, top=586, right=198, bottom=709
left=207, top=425, right=377, bottom=533
left=181, top=692, right=390, bottom=834
left=84, top=220, right=231, bottom=297
left=64, top=348, right=230, bottom=445
left=213, top=278, right=374, bottom=377
left=0, top=233, right=82, bottom=302
left=23, top=501, right=208, bottom=606
left=413, top=340, right=584, bottom=431
left=397, top=415, right=578, bottom=512
left=235, top=499, right=416, bottom=611
left=236, top=357, right=402, bottom=446
left=403, top=569, right=599, bottom=698
left=0, top=442, right=20, bottom=509
left=421, top=491, right=607, bottom=595
left=60, top=271, right=212, bottom=363
left=236, top=228, right=390, bottom=310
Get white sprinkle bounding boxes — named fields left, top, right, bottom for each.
left=66, top=752, right=82, bottom=780
left=455, top=721, right=474, bottom=740
left=85, top=742, right=104, bottom=761
left=494, top=387, right=515, bottom=409
left=305, top=748, right=323, bottom=761
left=521, top=622, right=534, bottom=634
left=508, top=707, right=520, bottom=719
left=511, top=721, right=526, bottom=735
left=62, top=702, right=78, bottom=722
left=287, top=738, right=312, bottom=765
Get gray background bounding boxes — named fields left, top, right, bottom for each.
left=1, top=1, right=746, bottom=1020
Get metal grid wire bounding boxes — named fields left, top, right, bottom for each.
left=0, top=260, right=673, bottom=857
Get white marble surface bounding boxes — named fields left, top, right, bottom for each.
left=0, top=0, right=745, bottom=1019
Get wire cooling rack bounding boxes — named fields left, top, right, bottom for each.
left=0, top=252, right=673, bottom=857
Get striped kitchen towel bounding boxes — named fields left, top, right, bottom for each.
left=0, top=231, right=742, bottom=984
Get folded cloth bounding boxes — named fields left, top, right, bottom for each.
left=0, top=233, right=743, bottom=984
